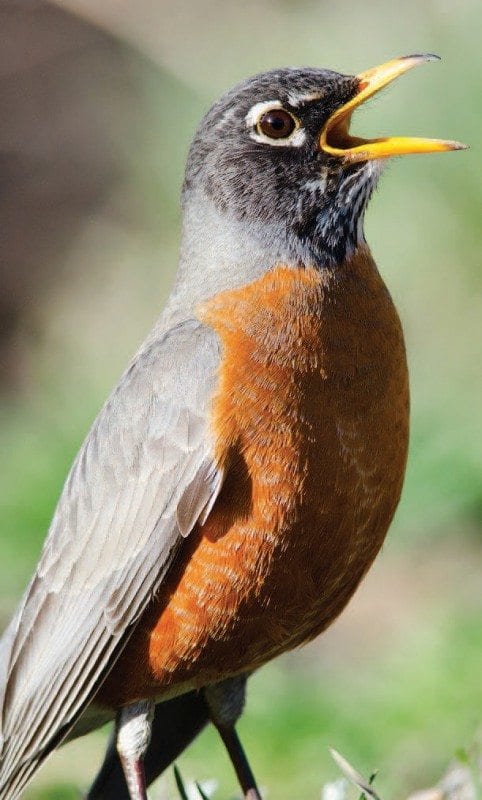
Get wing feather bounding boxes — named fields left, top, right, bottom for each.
left=0, top=318, right=221, bottom=798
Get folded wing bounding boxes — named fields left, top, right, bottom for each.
left=0, top=318, right=222, bottom=798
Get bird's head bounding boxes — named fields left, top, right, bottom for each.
left=174, top=55, right=465, bottom=312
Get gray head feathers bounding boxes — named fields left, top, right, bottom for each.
left=165, top=67, right=383, bottom=325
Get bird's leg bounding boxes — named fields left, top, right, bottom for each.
left=204, top=676, right=262, bottom=800
left=87, top=692, right=210, bottom=799
left=115, top=699, right=154, bottom=800
left=216, top=725, right=262, bottom=800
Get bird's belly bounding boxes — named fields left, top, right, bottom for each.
left=142, top=411, right=405, bottom=691
left=97, top=252, right=409, bottom=707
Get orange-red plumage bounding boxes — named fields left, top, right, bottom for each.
left=98, top=245, right=409, bottom=708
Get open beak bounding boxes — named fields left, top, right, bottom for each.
left=319, top=54, right=467, bottom=162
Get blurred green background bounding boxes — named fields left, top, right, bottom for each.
left=0, top=0, right=481, bottom=798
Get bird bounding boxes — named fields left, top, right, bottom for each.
left=0, top=54, right=465, bottom=800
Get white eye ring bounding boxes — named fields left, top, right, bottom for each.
left=245, top=100, right=306, bottom=148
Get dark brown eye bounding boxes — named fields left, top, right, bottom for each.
left=257, top=108, right=297, bottom=139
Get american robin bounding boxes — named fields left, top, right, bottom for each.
left=0, top=54, right=465, bottom=800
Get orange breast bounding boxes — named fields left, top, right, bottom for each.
left=98, top=245, right=409, bottom=707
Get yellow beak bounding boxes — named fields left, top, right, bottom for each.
left=319, top=54, right=467, bottom=162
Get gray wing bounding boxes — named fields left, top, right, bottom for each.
left=0, top=318, right=222, bottom=798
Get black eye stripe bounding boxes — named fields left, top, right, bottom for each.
left=257, top=109, right=297, bottom=139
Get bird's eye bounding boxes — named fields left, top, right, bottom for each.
left=257, top=108, right=297, bottom=139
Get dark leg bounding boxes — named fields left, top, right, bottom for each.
left=216, top=724, right=262, bottom=800
left=204, top=676, right=262, bottom=800
left=88, top=677, right=259, bottom=800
